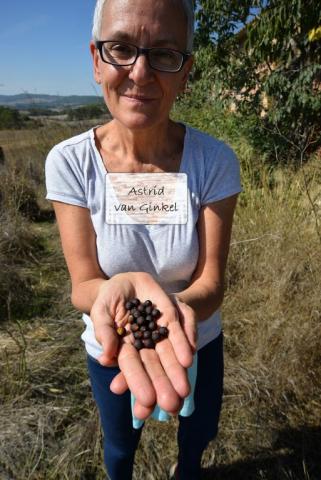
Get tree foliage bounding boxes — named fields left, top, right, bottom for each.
left=0, top=106, right=26, bottom=129
left=194, top=0, right=321, bottom=162
left=67, top=103, right=109, bottom=121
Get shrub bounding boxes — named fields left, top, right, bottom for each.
left=0, top=106, right=25, bottom=129
left=67, top=103, right=109, bottom=121
left=193, top=0, right=321, bottom=164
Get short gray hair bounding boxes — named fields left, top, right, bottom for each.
left=92, top=0, right=194, bottom=52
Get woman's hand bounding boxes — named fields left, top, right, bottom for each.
left=111, top=297, right=197, bottom=420
left=90, top=271, right=196, bottom=419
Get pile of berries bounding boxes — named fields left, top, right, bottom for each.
left=119, top=298, right=168, bottom=350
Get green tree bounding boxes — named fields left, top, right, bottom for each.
left=67, top=103, right=109, bottom=121
left=194, top=0, right=321, bottom=163
left=0, top=106, right=25, bottom=129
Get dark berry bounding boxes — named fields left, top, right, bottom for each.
left=134, top=331, right=143, bottom=339
left=125, top=301, right=133, bottom=310
left=124, top=298, right=167, bottom=350
left=159, top=326, right=168, bottom=337
left=148, top=321, right=157, bottom=331
left=151, top=331, right=161, bottom=343
left=131, top=298, right=140, bottom=307
left=152, top=308, right=161, bottom=319
left=134, top=339, right=143, bottom=350
left=143, top=338, right=155, bottom=349
left=137, top=316, right=145, bottom=326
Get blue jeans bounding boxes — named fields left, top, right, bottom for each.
left=86, top=332, right=224, bottom=480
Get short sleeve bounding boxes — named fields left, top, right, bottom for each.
left=45, top=145, right=87, bottom=208
left=200, top=142, right=242, bottom=206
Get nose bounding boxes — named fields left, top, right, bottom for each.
left=128, top=52, right=154, bottom=85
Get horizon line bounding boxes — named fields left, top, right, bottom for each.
left=0, top=92, right=104, bottom=98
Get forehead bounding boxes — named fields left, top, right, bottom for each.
left=100, top=0, right=187, bottom=48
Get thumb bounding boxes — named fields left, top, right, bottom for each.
left=90, top=301, right=119, bottom=365
left=170, top=295, right=197, bottom=353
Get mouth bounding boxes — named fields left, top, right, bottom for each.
left=122, top=94, right=156, bottom=103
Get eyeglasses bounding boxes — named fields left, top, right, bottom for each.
left=95, top=40, right=191, bottom=73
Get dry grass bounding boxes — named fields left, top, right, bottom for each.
left=211, top=156, right=321, bottom=480
left=0, top=122, right=320, bottom=479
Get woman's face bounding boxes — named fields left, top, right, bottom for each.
left=90, top=0, right=193, bottom=131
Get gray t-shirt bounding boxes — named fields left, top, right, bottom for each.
left=45, top=124, right=242, bottom=358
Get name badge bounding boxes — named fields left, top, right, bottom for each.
left=105, top=173, right=188, bottom=225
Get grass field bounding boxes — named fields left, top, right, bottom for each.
left=0, top=118, right=320, bottom=479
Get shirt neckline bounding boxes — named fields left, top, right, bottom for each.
left=89, top=123, right=190, bottom=232
left=89, top=122, right=189, bottom=177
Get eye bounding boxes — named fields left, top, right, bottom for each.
left=105, top=42, right=135, bottom=59
left=150, top=48, right=179, bottom=66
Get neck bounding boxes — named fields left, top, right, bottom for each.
left=101, top=118, right=184, bottom=165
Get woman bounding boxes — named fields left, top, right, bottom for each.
left=45, top=0, right=242, bottom=478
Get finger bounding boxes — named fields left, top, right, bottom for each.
left=115, top=306, right=132, bottom=329
left=183, top=320, right=198, bottom=354
left=166, top=318, right=193, bottom=368
left=110, top=371, right=128, bottom=395
left=98, top=354, right=118, bottom=367
left=139, top=348, right=183, bottom=413
left=174, top=301, right=198, bottom=353
left=117, top=342, right=156, bottom=408
left=169, top=295, right=197, bottom=354
left=154, top=338, right=191, bottom=399
left=133, top=400, right=155, bottom=420
left=110, top=352, right=184, bottom=415
left=91, top=301, right=119, bottom=363
left=110, top=374, right=163, bottom=421
left=113, top=349, right=186, bottom=414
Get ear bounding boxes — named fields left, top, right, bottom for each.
left=178, top=55, right=194, bottom=94
left=90, top=40, right=102, bottom=84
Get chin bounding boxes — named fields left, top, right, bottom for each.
left=115, top=112, right=167, bottom=131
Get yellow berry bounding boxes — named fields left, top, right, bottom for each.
left=116, top=326, right=125, bottom=337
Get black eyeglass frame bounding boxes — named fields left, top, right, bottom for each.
left=95, top=40, right=192, bottom=73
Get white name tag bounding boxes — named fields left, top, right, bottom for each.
left=105, top=173, right=188, bottom=225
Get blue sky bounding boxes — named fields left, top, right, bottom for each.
left=0, top=2, right=263, bottom=98
left=0, top=1, right=99, bottom=96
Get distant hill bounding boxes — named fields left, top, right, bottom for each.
left=0, top=94, right=104, bottom=111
